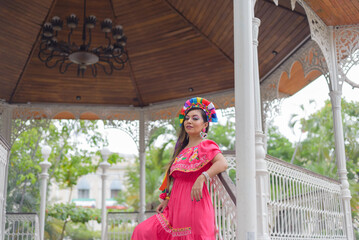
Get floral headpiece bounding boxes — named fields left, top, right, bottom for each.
left=179, top=97, right=218, bottom=126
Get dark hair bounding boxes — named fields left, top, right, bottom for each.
left=164, top=107, right=209, bottom=191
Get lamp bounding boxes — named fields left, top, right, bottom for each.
left=39, top=0, right=128, bottom=77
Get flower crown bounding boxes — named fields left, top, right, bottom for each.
left=179, top=97, right=218, bottom=126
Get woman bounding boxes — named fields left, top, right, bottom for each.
left=132, top=97, right=228, bottom=240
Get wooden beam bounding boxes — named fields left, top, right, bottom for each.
left=162, top=0, right=234, bottom=64
left=109, top=0, right=143, bottom=107
left=127, top=54, right=144, bottom=107
left=9, top=0, right=59, bottom=103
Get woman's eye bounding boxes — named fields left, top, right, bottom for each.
left=193, top=117, right=199, bottom=120
left=185, top=117, right=190, bottom=120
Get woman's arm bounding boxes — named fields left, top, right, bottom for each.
left=191, top=153, right=228, bottom=201
left=156, top=199, right=169, bottom=213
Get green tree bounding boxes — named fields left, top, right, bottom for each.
left=208, top=120, right=235, bottom=150
left=290, top=99, right=359, bottom=226
left=120, top=120, right=177, bottom=211
left=46, top=203, right=101, bottom=240
left=266, top=125, right=295, bottom=163
left=7, top=120, right=108, bottom=213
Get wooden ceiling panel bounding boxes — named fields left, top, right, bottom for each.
left=257, top=0, right=310, bottom=79
left=0, top=0, right=53, bottom=101
left=12, top=0, right=138, bottom=106
left=112, top=0, right=233, bottom=104
left=163, top=0, right=310, bottom=80
left=4, top=0, right=353, bottom=109
left=304, top=0, right=359, bottom=26
left=278, top=61, right=322, bottom=95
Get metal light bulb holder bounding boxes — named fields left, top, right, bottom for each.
left=38, top=0, right=128, bottom=77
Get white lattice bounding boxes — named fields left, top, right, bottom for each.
left=5, top=213, right=40, bottom=240
left=0, top=137, right=10, bottom=240
left=335, top=25, right=359, bottom=89
left=107, top=211, right=156, bottom=240
left=224, top=153, right=347, bottom=239
left=105, top=120, right=140, bottom=148
left=267, top=157, right=346, bottom=239
left=223, top=152, right=236, bottom=176
left=210, top=175, right=236, bottom=240
left=298, top=1, right=333, bottom=85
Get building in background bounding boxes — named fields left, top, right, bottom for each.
left=49, top=153, right=136, bottom=210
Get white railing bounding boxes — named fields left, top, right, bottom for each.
left=107, top=211, right=156, bottom=240
left=0, top=136, right=10, bottom=240
left=224, top=153, right=347, bottom=240
left=106, top=153, right=346, bottom=239
left=266, top=155, right=346, bottom=239
left=5, top=213, right=40, bottom=240
left=209, top=173, right=236, bottom=240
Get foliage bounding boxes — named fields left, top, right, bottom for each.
left=7, top=120, right=109, bottom=213
left=46, top=203, right=101, bottom=240
left=120, top=120, right=176, bottom=211
left=208, top=120, right=235, bottom=150
left=288, top=99, right=359, bottom=225
left=47, top=203, right=101, bottom=223
left=266, top=125, right=295, bottom=162
left=120, top=151, right=170, bottom=211
left=65, top=222, right=101, bottom=240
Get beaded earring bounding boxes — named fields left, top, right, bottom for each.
left=200, top=128, right=207, bottom=139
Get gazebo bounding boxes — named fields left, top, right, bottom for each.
left=0, top=0, right=358, bottom=239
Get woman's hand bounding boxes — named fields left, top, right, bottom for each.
left=191, top=174, right=206, bottom=201
left=156, top=199, right=169, bottom=214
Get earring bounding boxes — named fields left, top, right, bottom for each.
left=200, top=128, right=207, bottom=139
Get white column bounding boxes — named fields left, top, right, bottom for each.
left=0, top=105, right=12, bottom=240
left=100, top=148, right=111, bottom=240
left=138, top=110, right=146, bottom=222
left=252, top=16, right=270, bottom=240
left=329, top=91, right=354, bottom=239
left=39, top=146, right=52, bottom=240
left=328, top=26, right=354, bottom=240
left=234, top=0, right=257, bottom=239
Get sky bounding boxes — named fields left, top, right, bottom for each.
left=273, top=64, right=359, bottom=142
left=98, top=64, right=359, bottom=156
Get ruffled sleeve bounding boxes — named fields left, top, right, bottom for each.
left=198, top=139, right=221, bottom=162
left=169, top=140, right=221, bottom=175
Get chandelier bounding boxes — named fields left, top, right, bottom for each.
left=38, top=0, right=128, bottom=77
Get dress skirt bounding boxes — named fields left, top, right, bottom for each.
left=132, top=168, right=216, bottom=240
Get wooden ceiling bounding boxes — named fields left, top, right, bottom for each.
left=304, top=0, right=359, bottom=26
left=0, top=0, right=356, bottom=108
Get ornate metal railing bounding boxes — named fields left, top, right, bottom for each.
left=223, top=152, right=347, bottom=239
left=0, top=136, right=10, bottom=240
left=106, top=153, right=346, bottom=239
left=4, top=213, right=40, bottom=240
left=107, top=211, right=156, bottom=240
left=209, top=172, right=236, bottom=240
left=266, top=155, right=346, bottom=239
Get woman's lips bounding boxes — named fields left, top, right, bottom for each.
left=185, top=126, right=193, bottom=129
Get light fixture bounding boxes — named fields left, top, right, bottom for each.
left=38, top=0, right=128, bottom=77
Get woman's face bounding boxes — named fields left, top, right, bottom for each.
left=183, top=109, right=208, bottom=136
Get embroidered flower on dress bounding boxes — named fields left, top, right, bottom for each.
left=188, top=147, right=198, bottom=162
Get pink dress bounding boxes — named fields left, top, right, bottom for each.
left=132, top=140, right=221, bottom=240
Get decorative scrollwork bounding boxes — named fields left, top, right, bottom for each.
left=105, top=120, right=139, bottom=148
left=335, top=25, right=359, bottom=89
left=5, top=213, right=40, bottom=239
